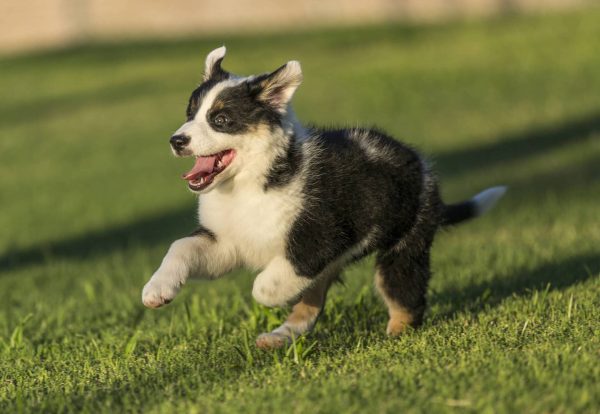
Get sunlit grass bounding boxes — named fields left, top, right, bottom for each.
left=0, top=10, right=599, bottom=413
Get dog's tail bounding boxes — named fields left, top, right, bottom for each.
left=442, top=186, right=507, bottom=226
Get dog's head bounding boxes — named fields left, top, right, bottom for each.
left=170, top=46, right=303, bottom=193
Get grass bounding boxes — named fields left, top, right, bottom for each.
left=1, top=10, right=599, bottom=413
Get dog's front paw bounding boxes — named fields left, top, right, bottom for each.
left=252, top=261, right=311, bottom=308
left=141, top=278, right=179, bottom=308
left=251, top=278, right=288, bottom=308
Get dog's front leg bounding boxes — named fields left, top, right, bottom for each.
left=256, top=272, right=336, bottom=349
left=252, top=256, right=314, bottom=308
left=142, top=233, right=236, bottom=308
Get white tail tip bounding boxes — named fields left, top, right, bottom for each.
left=472, top=186, right=507, bottom=216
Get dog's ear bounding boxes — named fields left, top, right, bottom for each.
left=251, top=61, right=303, bottom=113
left=204, top=46, right=229, bottom=82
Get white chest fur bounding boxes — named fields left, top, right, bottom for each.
left=198, top=178, right=303, bottom=270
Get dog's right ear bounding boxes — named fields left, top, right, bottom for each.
left=249, top=61, right=303, bottom=114
left=203, top=46, right=229, bottom=82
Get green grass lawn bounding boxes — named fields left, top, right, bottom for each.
left=1, top=10, right=599, bottom=413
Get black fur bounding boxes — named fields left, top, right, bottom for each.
left=190, top=225, right=216, bottom=241
left=284, top=128, right=442, bottom=279
left=443, top=201, right=477, bottom=225
left=186, top=78, right=224, bottom=121
left=208, top=57, right=229, bottom=82
left=264, top=134, right=303, bottom=190
left=206, top=81, right=281, bottom=134
left=262, top=127, right=446, bottom=325
left=376, top=248, right=430, bottom=326
left=186, top=57, right=231, bottom=121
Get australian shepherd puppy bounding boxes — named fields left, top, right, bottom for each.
left=142, top=47, right=506, bottom=349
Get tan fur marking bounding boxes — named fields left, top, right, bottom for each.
left=210, top=99, right=224, bottom=111
left=285, top=301, right=321, bottom=327
left=386, top=307, right=415, bottom=336
left=285, top=276, right=328, bottom=325
left=375, top=270, right=416, bottom=336
left=256, top=274, right=334, bottom=350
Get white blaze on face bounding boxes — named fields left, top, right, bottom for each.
left=173, top=79, right=243, bottom=157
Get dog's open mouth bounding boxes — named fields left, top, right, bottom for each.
left=182, top=149, right=236, bottom=191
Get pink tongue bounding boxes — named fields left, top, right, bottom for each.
left=182, top=156, right=217, bottom=181
left=221, top=150, right=235, bottom=166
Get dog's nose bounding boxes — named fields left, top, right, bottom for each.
left=170, top=134, right=190, bottom=151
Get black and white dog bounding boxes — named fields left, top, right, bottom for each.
left=142, top=47, right=506, bottom=349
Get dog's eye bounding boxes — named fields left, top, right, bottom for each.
left=213, top=114, right=230, bottom=126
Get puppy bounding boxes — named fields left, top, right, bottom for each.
left=142, top=46, right=506, bottom=349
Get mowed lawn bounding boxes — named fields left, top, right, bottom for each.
left=1, top=10, right=599, bottom=413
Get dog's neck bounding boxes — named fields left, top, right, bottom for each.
left=281, top=106, right=308, bottom=142
left=213, top=105, right=306, bottom=194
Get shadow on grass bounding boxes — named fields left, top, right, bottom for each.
left=434, top=111, right=600, bottom=177
left=0, top=205, right=196, bottom=274
left=433, top=252, right=600, bottom=320
left=1, top=112, right=598, bottom=274
left=309, top=252, right=599, bottom=357
left=0, top=79, right=181, bottom=129
left=506, top=155, right=599, bottom=195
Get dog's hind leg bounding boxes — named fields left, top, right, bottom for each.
left=375, top=245, right=431, bottom=336
left=255, top=273, right=335, bottom=350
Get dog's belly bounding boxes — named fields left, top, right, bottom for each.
left=198, top=185, right=302, bottom=270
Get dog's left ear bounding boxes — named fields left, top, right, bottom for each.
left=251, top=61, right=303, bottom=113
left=204, top=46, right=229, bottom=82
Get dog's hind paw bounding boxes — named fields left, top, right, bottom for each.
left=256, top=332, right=291, bottom=350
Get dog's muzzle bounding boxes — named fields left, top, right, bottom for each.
left=170, top=134, right=190, bottom=152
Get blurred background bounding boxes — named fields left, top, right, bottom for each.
left=0, top=0, right=595, bottom=53
left=1, top=0, right=599, bottom=318
left=2, top=0, right=598, bottom=251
